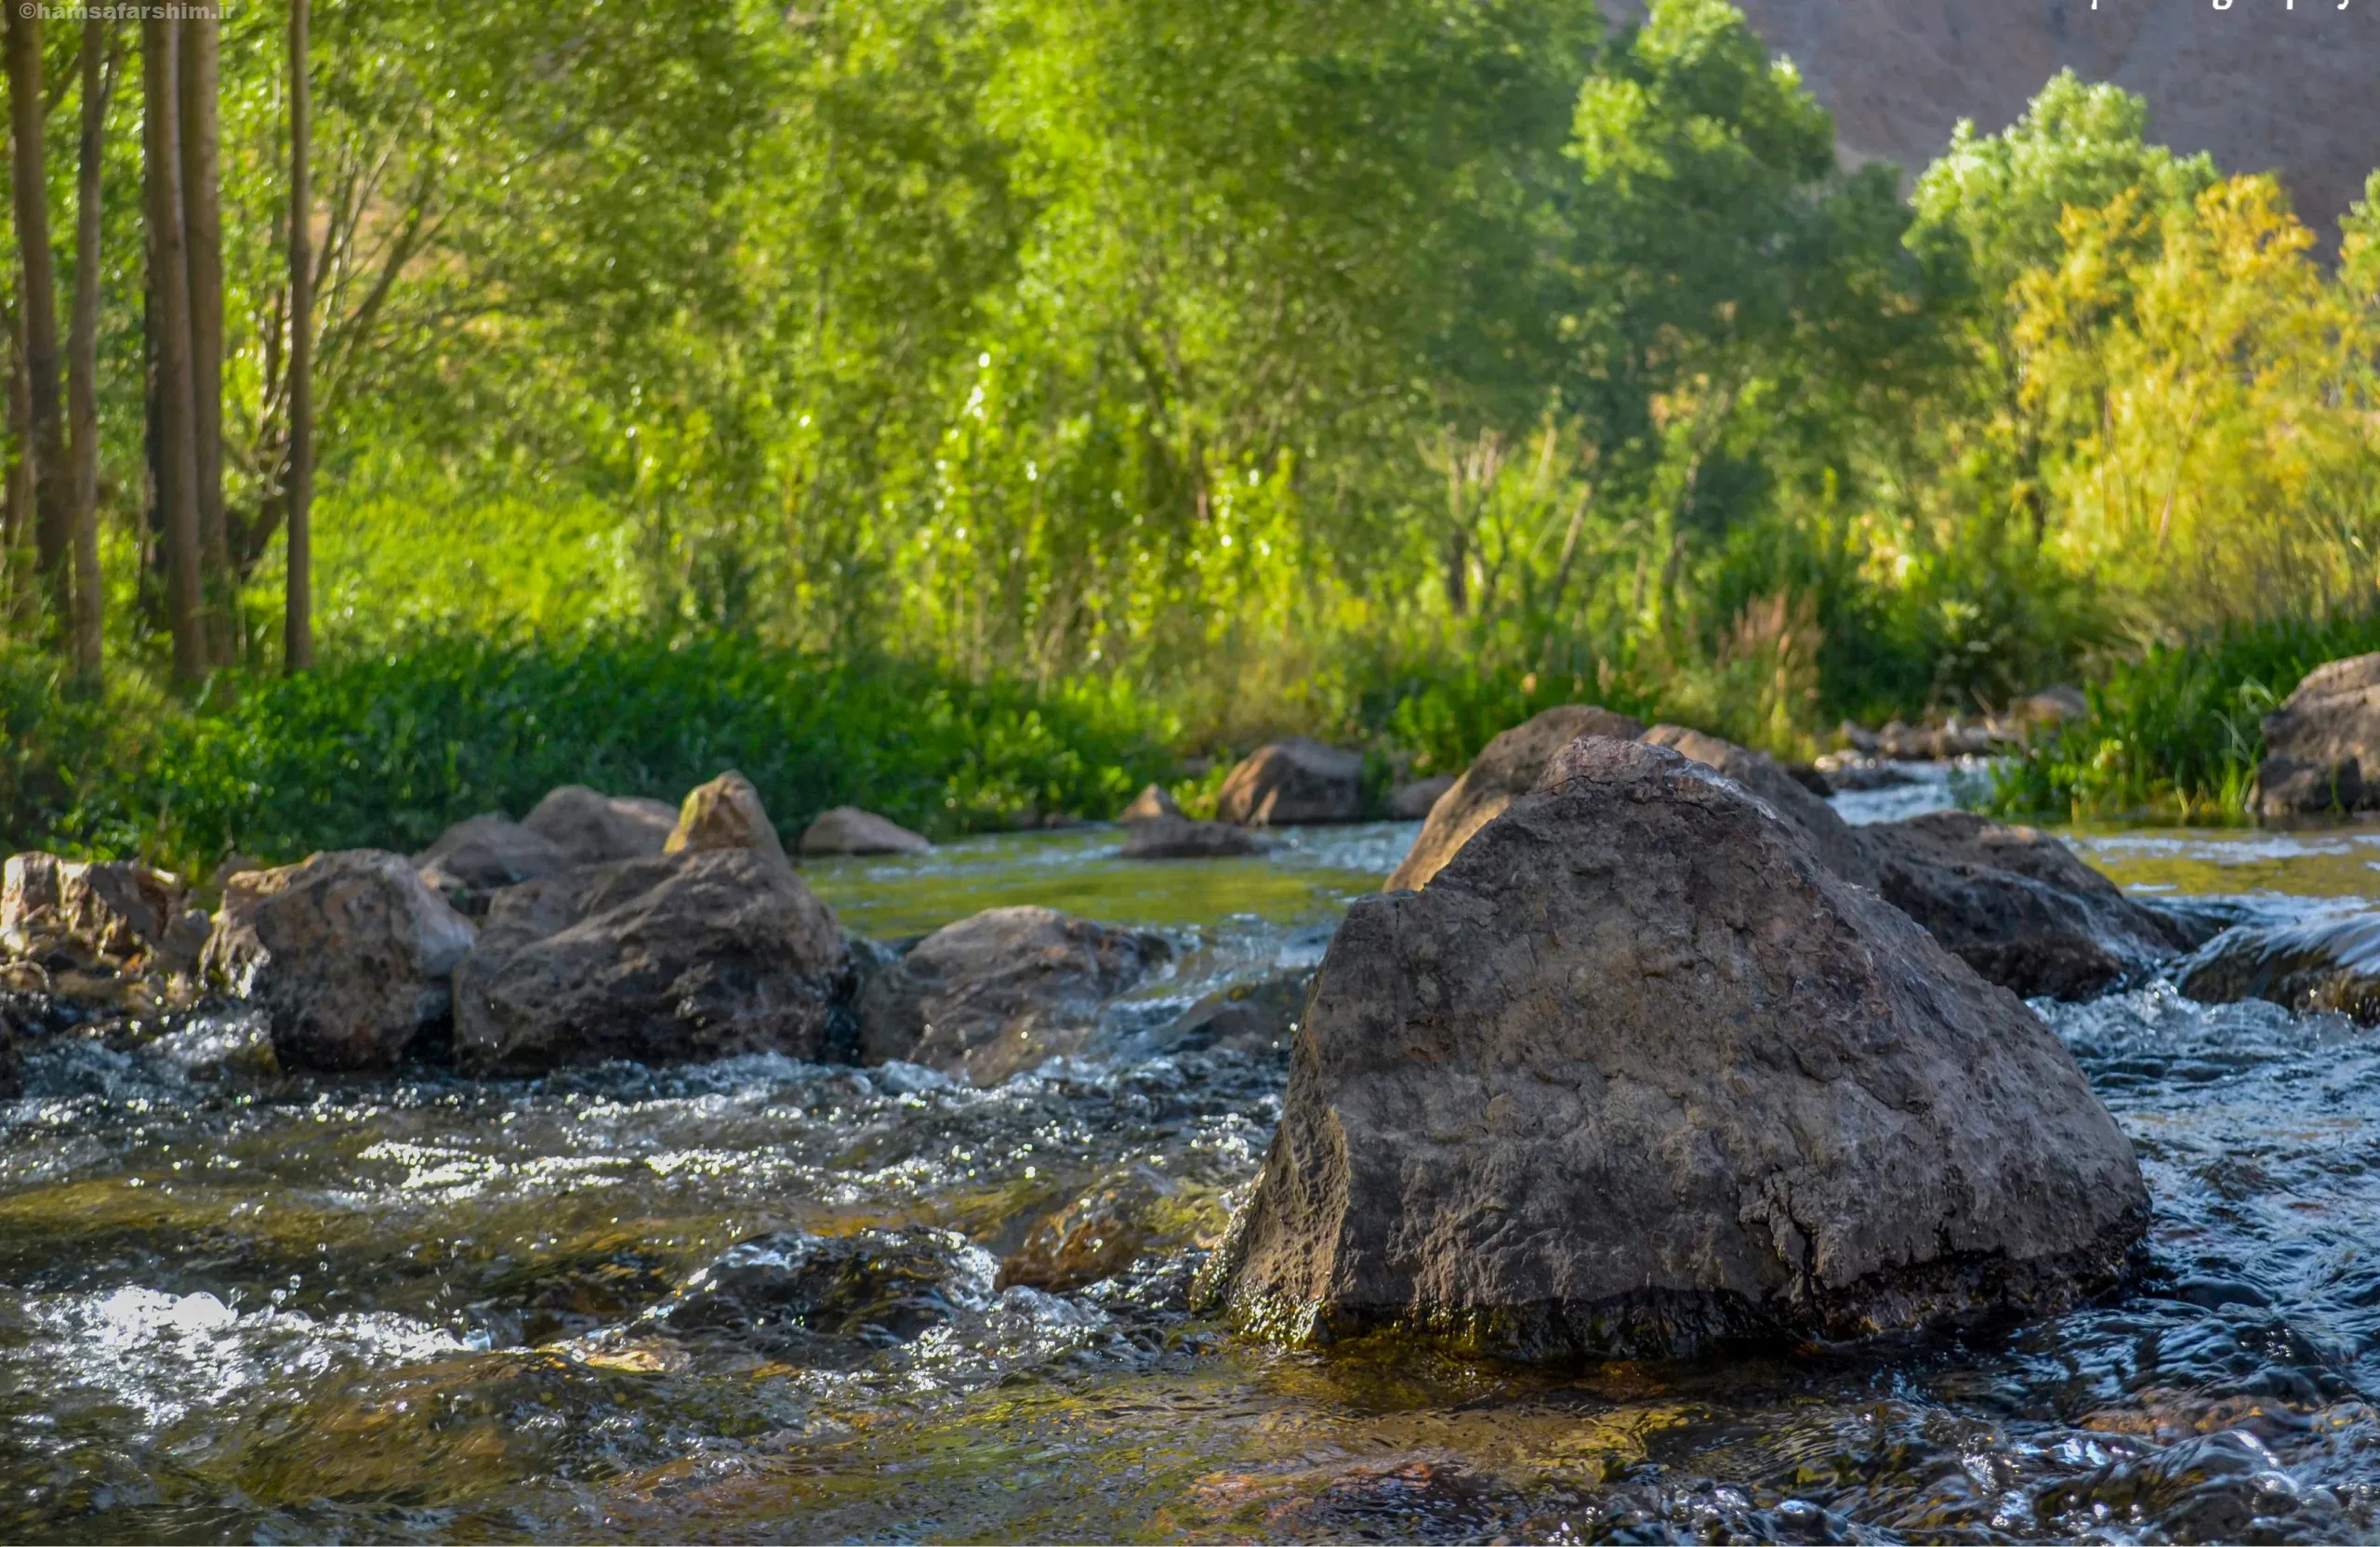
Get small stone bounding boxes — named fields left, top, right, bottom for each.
left=1118, top=784, right=1183, bottom=822
left=1387, top=775, right=1456, bottom=820
left=797, top=806, right=933, bottom=857
left=668, top=771, right=789, bottom=867
left=1119, top=815, right=1267, bottom=859
left=1215, top=738, right=1366, bottom=826
left=519, top=785, right=679, bottom=867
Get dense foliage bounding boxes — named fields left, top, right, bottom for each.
left=5, top=0, right=2379, bottom=857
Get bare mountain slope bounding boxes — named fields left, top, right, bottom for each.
left=1606, top=0, right=2377, bottom=228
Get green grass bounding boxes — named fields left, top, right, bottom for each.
left=1989, top=609, right=2380, bottom=821
left=6, top=634, right=1187, bottom=875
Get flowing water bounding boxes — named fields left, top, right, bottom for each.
left=5, top=774, right=2380, bottom=1543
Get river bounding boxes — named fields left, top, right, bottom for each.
left=3, top=769, right=2376, bottom=1542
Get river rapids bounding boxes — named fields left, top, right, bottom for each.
left=3, top=772, right=2378, bottom=1542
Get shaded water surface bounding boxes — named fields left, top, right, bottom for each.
left=4, top=806, right=2379, bottom=1542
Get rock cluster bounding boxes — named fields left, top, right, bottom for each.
left=1201, top=736, right=2149, bottom=1356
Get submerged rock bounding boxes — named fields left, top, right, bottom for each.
left=1154, top=970, right=1311, bottom=1057
left=1, top=853, right=206, bottom=974
left=519, top=785, right=679, bottom=867
left=451, top=848, right=848, bottom=1073
left=798, top=806, right=932, bottom=857
left=212, top=851, right=478, bottom=1071
left=1117, top=784, right=1183, bottom=822
left=1202, top=735, right=2147, bottom=1358
left=414, top=815, right=571, bottom=914
left=856, top=905, right=1169, bottom=1086
left=998, top=1168, right=1181, bottom=1294
left=2255, top=653, right=2380, bottom=817
left=1858, top=811, right=2191, bottom=999
left=1387, top=775, right=1457, bottom=821
left=1641, top=725, right=1879, bottom=888
left=1216, top=738, right=1366, bottom=826
left=644, top=1228, right=982, bottom=1355
left=1119, top=815, right=1266, bottom=860
left=1385, top=705, right=1644, bottom=891
left=2177, top=909, right=2380, bottom=1022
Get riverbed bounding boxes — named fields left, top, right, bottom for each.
left=3, top=774, right=2377, bottom=1542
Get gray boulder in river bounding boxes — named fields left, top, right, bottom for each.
left=1215, top=738, right=1366, bottom=826
left=452, top=775, right=847, bottom=1072
left=1385, top=704, right=1644, bottom=890
left=2255, top=653, right=2380, bottom=816
left=1201, top=735, right=2147, bottom=1358
left=519, top=785, right=680, bottom=866
left=857, top=905, right=1169, bottom=1085
left=209, top=850, right=478, bottom=1070
left=1119, top=814, right=1267, bottom=859
left=1857, top=812, right=2204, bottom=999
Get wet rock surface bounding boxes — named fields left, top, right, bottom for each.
left=1209, top=736, right=2148, bottom=1356
left=213, top=850, right=477, bottom=1071
left=518, top=784, right=679, bottom=866
left=2, top=853, right=206, bottom=975
left=1119, top=815, right=1266, bottom=860
left=1385, top=704, right=1644, bottom=891
left=1860, top=810, right=2196, bottom=998
left=856, top=905, right=1169, bottom=1086
left=797, top=805, right=932, bottom=856
left=451, top=848, right=848, bottom=1072
left=1215, top=738, right=1366, bottom=826
left=2177, top=906, right=2380, bottom=1022
left=1152, top=970, right=1310, bottom=1057
left=641, top=1228, right=987, bottom=1363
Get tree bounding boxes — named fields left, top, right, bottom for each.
left=6, top=3, right=69, bottom=638
left=284, top=0, right=311, bottom=671
left=68, top=18, right=118, bottom=681
left=179, top=10, right=230, bottom=660
left=144, top=15, right=206, bottom=682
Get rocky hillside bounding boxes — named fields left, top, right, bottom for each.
left=1607, top=0, right=2377, bottom=228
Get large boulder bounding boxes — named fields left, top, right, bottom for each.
left=519, top=785, right=679, bottom=867
left=797, top=806, right=932, bottom=857
left=210, top=851, right=479, bottom=1071
left=2255, top=654, right=2380, bottom=817
left=1119, top=815, right=1266, bottom=859
left=414, top=815, right=571, bottom=914
left=1215, top=738, right=1366, bottom=826
left=451, top=849, right=847, bottom=1073
left=2177, top=909, right=2380, bottom=1023
left=856, top=905, right=1170, bottom=1086
left=1384, top=706, right=1644, bottom=891
left=2, top=853, right=208, bottom=973
left=1858, top=811, right=2192, bottom=999
left=1201, top=736, right=2147, bottom=1358
left=1640, top=725, right=1879, bottom=888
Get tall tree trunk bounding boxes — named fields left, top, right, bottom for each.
left=3, top=316, right=30, bottom=615
left=178, top=8, right=229, bottom=661
left=284, top=0, right=313, bottom=672
left=143, top=16, right=205, bottom=684
left=6, top=3, right=70, bottom=642
left=68, top=20, right=116, bottom=683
